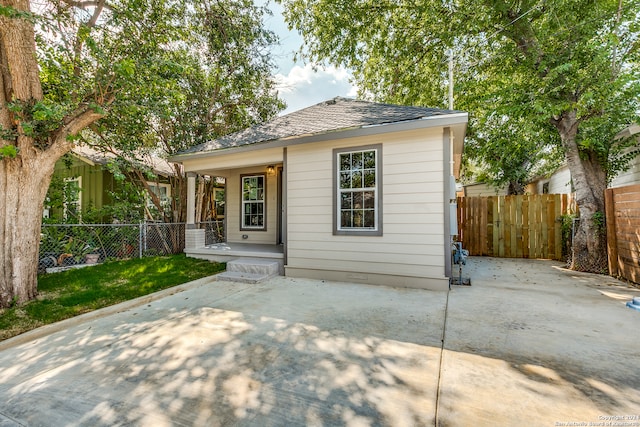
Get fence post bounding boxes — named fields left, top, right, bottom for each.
left=139, top=221, right=143, bottom=259
left=143, top=221, right=148, bottom=254
left=605, top=188, right=618, bottom=277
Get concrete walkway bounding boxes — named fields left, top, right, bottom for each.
left=0, top=258, right=638, bottom=426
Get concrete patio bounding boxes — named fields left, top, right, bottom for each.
left=0, top=257, right=638, bottom=426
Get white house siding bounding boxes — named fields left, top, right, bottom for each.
left=464, top=183, right=508, bottom=197
left=610, top=155, right=640, bottom=188
left=544, top=166, right=572, bottom=194
left=285, top=128, right=448, bottom=290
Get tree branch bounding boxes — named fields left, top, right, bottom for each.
left=58, top=0, right=113, bottom=11
left=49, top=104, right=106, bottom=156
left=72, top=0, right=106, bottom=77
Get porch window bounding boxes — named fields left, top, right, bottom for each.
left=334, top=144, right=382, bottom=236
left=241, top=174, right=265, bottom=230
left=146, top=182, right=171, bottom=209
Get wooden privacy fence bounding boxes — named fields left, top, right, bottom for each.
left=457, top=194, right=574, bottom=260
left=606, top=184, right=640, bottom=284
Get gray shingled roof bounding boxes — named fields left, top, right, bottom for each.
left=178, top=97, right=460, bottom=155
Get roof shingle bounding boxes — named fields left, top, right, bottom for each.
left=178, top=97, right=460, bottom=155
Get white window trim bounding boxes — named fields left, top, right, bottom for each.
left=146, top=182, right=172, bottom=208
left=333, top=144, right=383, bottom=236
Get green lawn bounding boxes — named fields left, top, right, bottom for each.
left=0, top=255, right=225, bottom=341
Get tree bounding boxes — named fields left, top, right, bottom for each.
left=279, top=0, right=640, bottom=272
left=463, top=114, right=564, bottom=195
left=0, top=0, right=282, bottom=307
left=91, top=0, right=284, bottom=223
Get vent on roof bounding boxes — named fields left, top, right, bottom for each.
left=325, top=98, right=337, bottom=105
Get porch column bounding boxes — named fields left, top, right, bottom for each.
left=185, top=172, right=205, bottom=250
left=186, top=172, right=197, bottom=227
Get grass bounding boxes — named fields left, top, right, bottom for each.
left=0, top=254, right=225, bottom=341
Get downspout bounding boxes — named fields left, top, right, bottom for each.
left=443, top=128, right=453, bottom=278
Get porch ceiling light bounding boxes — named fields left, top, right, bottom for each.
left=266, top=165, right=276, bottom=176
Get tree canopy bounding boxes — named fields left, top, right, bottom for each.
left=280, top=0, right=640, bottom=272
left=0, top=0, right=283, bottom=307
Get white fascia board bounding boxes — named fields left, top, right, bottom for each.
left=170, top=113, right=469, bottom=163
left=70, top=153, right=96, bottom=167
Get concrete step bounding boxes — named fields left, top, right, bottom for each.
left=227, top=258, right=280, bottom=276
left=215, top=271, right=273, bottom=284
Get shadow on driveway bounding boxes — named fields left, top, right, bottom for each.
left=0, top=257, right=639, bottom=426
left=0, top=278, right=446, bottom=426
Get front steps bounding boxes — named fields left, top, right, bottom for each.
left=216, top=258, right=281, bottom=284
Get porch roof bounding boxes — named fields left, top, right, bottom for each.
left=171, top=97, right=468, bottom=161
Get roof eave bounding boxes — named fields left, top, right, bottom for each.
left=169, top=112, right=469, bottom=163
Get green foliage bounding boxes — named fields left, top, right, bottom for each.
left=0, top=4, right=34, bottom=20
left=44, top=173, right=146, bottom=224
left=43, top=175, right=82, bottom=223
left=560, top=213, right=577, bottom=261
left=101, top=182, right=147, bottom=223
left=279, top=0, right=640, bottom=186
left=0, top=255, right=226, bottom=340
left=0, top=145, right=18, bottom=159
left=21, top=0, right=283, bottom=160
left=592, top=211, right=605, bottom=233
left=90, top=0, right=284, bottom=161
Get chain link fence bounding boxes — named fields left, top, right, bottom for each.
left=39, top=221, right=224, bottom=272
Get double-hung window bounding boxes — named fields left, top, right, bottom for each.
left=334, top=144, right=382, bottom=235
left=147, top=182, right=171, bottom=210
left=241, top=174, right=265, bottom=230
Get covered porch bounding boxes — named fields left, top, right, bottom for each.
left=182, top=148, right=286, bottom=276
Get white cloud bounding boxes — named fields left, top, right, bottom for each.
left=275, top=64, right=358, bottom=115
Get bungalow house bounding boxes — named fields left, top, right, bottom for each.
left=171, top=97, right=468, bottom=291
left=45, top=145, right=175, bottom=221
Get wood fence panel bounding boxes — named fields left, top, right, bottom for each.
left=554, top=194, right=563, bottom=260
left=522, top=195, right=530, bottom=259
left=606, top=184, right=640, bottom=284
left=516, top=196, right=523, bottom=257
left=458, top=194, right=566, bottom=260
left=498, top=196, right=505, bottom=257
left=490, top=197, right=497, bottom=256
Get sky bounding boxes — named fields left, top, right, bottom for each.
left=262, top=1, right=358, bottom=114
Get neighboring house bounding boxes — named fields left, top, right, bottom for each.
left=526, top=124, right=640, bottom=194
left=45, top=145, right=174, bottom=221
left=526, top=164, right=573, bottom=195
left=610, top=125, right=640, bottom=188
left=171, top=97, right=468, bottom=291
left=462, top=182, right=509, bottom=197
left=611, top=154, right=640, bottom=188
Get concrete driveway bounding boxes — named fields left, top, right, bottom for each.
left=0, top=258, right=638, bottom=426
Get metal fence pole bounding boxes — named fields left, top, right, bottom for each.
left=139, top=221, right=143, bottom=259
left=143, top=221, right=148, bottom=255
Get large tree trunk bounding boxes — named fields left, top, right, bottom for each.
left=1, top=0, right=103, bottom=307
left=0, top=0, right=46, bottom=307
left=0, top=155, right=58, bottom=306
left=554, top=110, right=608, bottom=273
